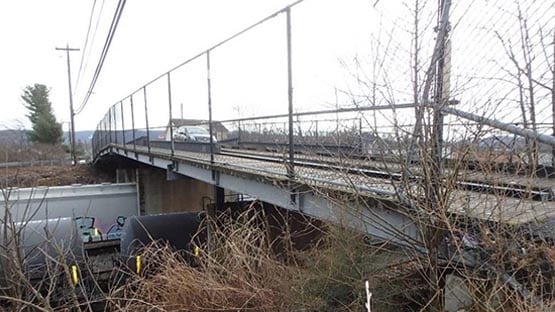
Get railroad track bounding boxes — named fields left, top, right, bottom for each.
left=219, top=148, right=555, bottom=201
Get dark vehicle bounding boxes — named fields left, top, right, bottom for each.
left=120, top=212, right=205, bottom=273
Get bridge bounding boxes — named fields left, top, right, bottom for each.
left=90, top=0, right=555, bottom=276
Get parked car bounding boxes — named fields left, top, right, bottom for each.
left=173, top=126, right=217, bottom=143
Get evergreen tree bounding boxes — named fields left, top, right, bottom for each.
left=21, top=84, right=63, bottom=145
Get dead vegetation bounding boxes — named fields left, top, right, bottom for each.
left=110, top=208, right=297, bottom=311
left=0, top=165, right=113, bottom=188
left=107, top=207, right=435, bottom=312
left=1, top=190, right=555, bottom=311
left=0, top=142, right=67, bottom=164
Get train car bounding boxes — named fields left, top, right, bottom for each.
left=120, top=212, right=205, bottom=274
left=0, top=217, right=82, bottom=287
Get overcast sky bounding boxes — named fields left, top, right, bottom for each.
left=0, top=0, right=380, bottom=131
left=1, top=0, right=552, bottom=134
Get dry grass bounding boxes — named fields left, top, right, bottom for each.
left=107, top=206, right=430, bottom=312
left=109, top=209, right=298, bottom=311
left=2, top=190, right=554, bottom=311
left=0, top=164, right=112, bottom=188
left=0, top=143, right=67, bottom=163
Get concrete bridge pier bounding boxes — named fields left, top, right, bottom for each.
left=114, top=167, right=215, bottom=215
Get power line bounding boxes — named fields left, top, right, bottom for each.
left=76, top=0, right=125, bottom=114
left=74, top=0, right=97, bottom=93
left=75, top=0, right=126, bottom=115
left=76, top=0, right=107, bottom=94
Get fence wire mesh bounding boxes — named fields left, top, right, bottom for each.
left=91, top=0, right=554, bottom=174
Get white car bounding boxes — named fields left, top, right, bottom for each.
left=173, top=126, right=217, bottom=143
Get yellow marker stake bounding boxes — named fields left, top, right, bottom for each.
left=71, top=265, right=79, bottom=285
left=136, top=255, right=142, bottom=274
left=194, top=246, right=200, bottom=257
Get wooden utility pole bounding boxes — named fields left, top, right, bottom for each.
left=56, top=44, right=80, bottom=165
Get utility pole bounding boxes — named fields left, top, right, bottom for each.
left=61, top=121, right=72, bottom=159
left=56, top=44, right=80, bottom=165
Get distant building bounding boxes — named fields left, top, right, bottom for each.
left=164, top=119, right=228, bottom=141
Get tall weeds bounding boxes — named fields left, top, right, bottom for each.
left=109, top=208, right=296, bottom=311
left=108, top=206, right=431, bottom=312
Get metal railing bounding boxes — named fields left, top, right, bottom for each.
left=92, top=0, right=555, bottom=173
left=92, top=0, right=313, bottom=182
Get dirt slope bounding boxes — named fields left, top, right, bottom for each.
left=0, top=164, right=113, bottom=188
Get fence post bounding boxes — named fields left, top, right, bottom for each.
left=286, top=7, right=296, bottom=206
left=100, top=119, right=104, bottom=149
left=121, top=101, right=127, bottom=154
left=167, top=72, right=175, bottom=157
left=93, top=125, right=97, bottom=156
left=287, top=7, right=294, bottom=170
left=95, top=125, right=99, bottom=155
left=238, top=120, right=242, bottom=145
left=97, top=124, right=100, bottom=154
left=108, top=107, right=113, bottom=146
left=130, top=94, right=137, bottom=158
left=207, top=50, right=216, bottom=181
left=108, top=104, right=118, bottom=145
left=315, top=120, right=319, bottom=142
left=92, top=126, right=96, bottom=157
left=143, top=86, right=152, bottom=160
left=104, top=116, right=108, bottom=149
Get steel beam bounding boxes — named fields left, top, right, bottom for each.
left=108, top=148, right=421, bottom=247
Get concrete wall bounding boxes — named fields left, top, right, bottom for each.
left=139, top=168, right=214, bottom=215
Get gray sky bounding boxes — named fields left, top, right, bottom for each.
left=2, top=0, right=552, bottom=134
left=0, top=0, right=86, bottom=129
left=0, top=0, right=377, bottom=131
